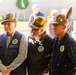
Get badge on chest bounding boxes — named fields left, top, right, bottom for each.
left=38, top=46, right=44, bottom=52
left=60, top=45, right=65, bottom=52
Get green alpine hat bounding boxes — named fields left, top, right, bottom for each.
left=29, top=16, right=47, bottom=29
left=51, top=14, right=69, bottom=25
left=1, top=13, right=16, bottom=24
left=51, top=7, right=72, bottom=26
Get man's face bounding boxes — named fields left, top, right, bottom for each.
left=3, top=22, right=16, bottom=36
left=51, top=24, right=65, bottom=36
left=31, top=28, right=43, bottom=36
left=33, top=6, right=39, bottom=14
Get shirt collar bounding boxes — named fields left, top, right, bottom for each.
left=56, top=33, right=67, bottom=43
left=5, top=30, right=16, bottom=38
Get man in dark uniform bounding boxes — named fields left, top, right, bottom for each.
left=27, top=16, right=52, bottom=75
left=0, top=13, right=27, bottom=75
left=50, top=7, right=76, bottom=75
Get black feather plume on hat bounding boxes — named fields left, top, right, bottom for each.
left=66, top=7, right=72, bottom=19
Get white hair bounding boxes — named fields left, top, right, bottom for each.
left=32, top=4, right=39, bottom=10
left=61, top=9, right=68, bottom=15
left=52, top=9, right=58, bottom=16
left=32, top=4, right=39, bottom=14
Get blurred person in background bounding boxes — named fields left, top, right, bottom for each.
left=47, top=9, right=58, bottom=38
left=28, top=4, right=44, bottom=23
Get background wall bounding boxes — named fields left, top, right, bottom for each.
left=0, top=0, right=76, bottom=20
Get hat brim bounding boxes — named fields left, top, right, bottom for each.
left=29, top=24, right=46, bottom=29
left=1, top=20, right=16, bottom=25
left=50, top=21, right=68, bottom=25
left=50, top=22, right=60, bottom=24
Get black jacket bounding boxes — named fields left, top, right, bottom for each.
left=27, top=32, right=52, bottom=75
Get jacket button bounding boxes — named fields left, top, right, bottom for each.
left=65, top=65, right=67, bottom=67
left=8, top=61, right=10, bottom=63
left=5, top=52, right=7, bottom=54
left=53, top=69, right=54, bottom=71
left=57, top=64, right=59, bottom=66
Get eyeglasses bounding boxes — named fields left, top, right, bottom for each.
left=51, top=24, right=64, bottom=28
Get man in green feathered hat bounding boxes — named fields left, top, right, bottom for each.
left=50, top=7, right=76, bottom=75
left=27, top=16, right=52, bottom=75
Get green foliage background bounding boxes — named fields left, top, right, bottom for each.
left=16, top=0, right=29, bottom=9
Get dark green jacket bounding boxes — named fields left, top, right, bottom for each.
left=51, top=33, right=76, bottom=75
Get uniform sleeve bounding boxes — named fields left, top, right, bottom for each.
left=28, top=14, right=34, bottom=22
left=0, top=60, right=5, bottom=71
left=8, top=35, right=28, bottom=70
left=67, top=43, right=76, bottom=71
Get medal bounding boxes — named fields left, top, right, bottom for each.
left=60, top=45, right=65, bottom=52
left=12, top=39, right=18, bottom=44
left=38, top=46, right=44, bottom=52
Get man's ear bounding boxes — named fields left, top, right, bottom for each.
left=40, top=29, right=44, bottom=32
left=63, top=25, right=66, bottom=29
left=63, top=25, right=67, bottom=32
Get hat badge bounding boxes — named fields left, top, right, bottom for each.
left=60, top=18, right=63, bottom=22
